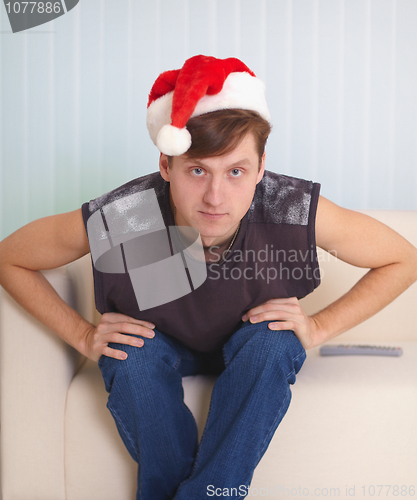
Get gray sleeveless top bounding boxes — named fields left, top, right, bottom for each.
left=81, top=170, right=320, bottom=352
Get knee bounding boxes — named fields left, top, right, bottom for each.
left=256, top=325, right=306, bottom=383
left=226, top=322, right=306, bottom=383
left=99, top=330, right=179, bottom=392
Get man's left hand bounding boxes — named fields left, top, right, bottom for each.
left=242, top=297, right=321, bottom=350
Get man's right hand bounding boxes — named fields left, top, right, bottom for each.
left=0, top=209, right=157, bottom=364
left=82, top=312, right=155, bottom=362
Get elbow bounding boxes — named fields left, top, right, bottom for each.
left=404, top=244, right=417, bottom=285
left=411, top=247, right=417, bottom=283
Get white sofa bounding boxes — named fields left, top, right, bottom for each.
left=1, top=210, right=416, bottom=500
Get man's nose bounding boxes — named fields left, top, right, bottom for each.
left=203, top=178, right=225, bottom=206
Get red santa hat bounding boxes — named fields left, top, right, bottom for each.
left=147, top=55, right=270, bottom=156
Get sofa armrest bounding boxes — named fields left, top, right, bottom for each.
left=0, top=257, right=93, bottom=500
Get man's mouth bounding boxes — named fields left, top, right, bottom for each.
left=199, top=211, right=227, bottom=220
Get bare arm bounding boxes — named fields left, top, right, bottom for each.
left=242, top=196, right=417, bottom=348
left=310, top=196, right=417, bottom=344
left=0, top=209, right=154, bottom=361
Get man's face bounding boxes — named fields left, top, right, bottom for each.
left=159, top=133, right=265, bottom=248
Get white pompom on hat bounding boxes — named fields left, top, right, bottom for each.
left=147, top=55, right=270, bottom=156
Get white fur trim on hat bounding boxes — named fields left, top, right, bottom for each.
left=192, top=72, right=270, bottom=122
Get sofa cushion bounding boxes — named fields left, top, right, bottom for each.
left=65, top=342, right=417, bottom=499
left=252, top=342, right=417, bottom=494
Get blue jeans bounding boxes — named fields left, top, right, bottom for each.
left=99, top=321, right=306, bottom=499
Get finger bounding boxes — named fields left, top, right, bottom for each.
left=243, top=304, right=300, bottom=322
left=108, top=316, right=156, bottom=330
left=102, top=332, right=146, bottom=348
left=100, top=321, right=155, bottom=338
left=267, top=321, right=297, bottom=331
left=101, top=345, right=129, bottom=361
left=98, top=332, right=151, bottom=361
left=102, top=312, right=155, bottom=329
left=248, top=311, right=299, bottom=324
left=242, top=307, right=266, bottom=322
left=242, top=305, right=272, bottom=321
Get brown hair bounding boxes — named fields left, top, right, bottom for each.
left=169, top=109, right=271, bottom=167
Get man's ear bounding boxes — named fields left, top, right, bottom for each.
left=256, top=152, right=266, bottom=184
left=159, top=153, right=170, bottom=182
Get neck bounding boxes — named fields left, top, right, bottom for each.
left=199, top=220, right=241, bottom=249
left=202, top=224, right=240, bottom=263
left=170, top=198, right=240, bottom=262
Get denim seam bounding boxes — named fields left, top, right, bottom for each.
left=173, top=354, right=181, bottom=370
left=255, top=390, right=292, bottom=467
left=107, top=402, right=140, bottom=459
left=285, top=350, right=306, bottom=380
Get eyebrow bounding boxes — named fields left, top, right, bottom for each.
left=184, top=158, right=252, bottom=169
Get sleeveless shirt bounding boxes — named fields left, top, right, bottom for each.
left=81, top=170, right=321, bottom=352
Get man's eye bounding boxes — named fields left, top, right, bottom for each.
left=230, top=169, right=242, bottom=177
left=192, top=168, right=204, bottom=176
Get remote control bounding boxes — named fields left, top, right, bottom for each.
left=319, top=344, right=403, bottom=357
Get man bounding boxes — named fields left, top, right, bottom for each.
left=0, top=55, right=416, bottom=499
